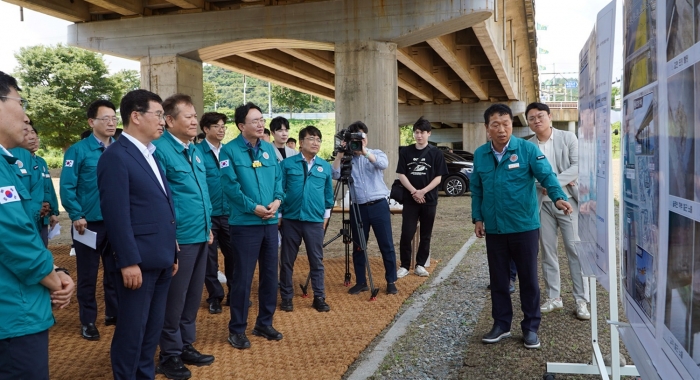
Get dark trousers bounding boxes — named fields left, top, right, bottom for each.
left=485, top=229, right=541, bottom=333
left=204, top=215, right=234, bottom=303
left=280, top=219, right=326, bottom=299
left=0, top=329, right=49, bottom=380
left=399, top=201, right=437, bottom=269
left=40, top=225, right=48, bottom=248
left=228, top=224, right=278, bottom=334
left=73, top=221, right=118, bottom=325
left=111, top=268, right=172, bottom=380
left=349, top=199, right=398, bottom=285
left=160, top=242, right=208, bottom=357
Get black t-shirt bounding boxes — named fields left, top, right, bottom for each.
left=278, top=147, right=287, bottom=160
left=396, top=145, right=449, bottom=205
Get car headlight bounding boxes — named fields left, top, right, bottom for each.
left=460, top=167, right=472, bottom=175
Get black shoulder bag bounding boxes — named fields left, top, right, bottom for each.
left=390, top=145, right=433, bottom=204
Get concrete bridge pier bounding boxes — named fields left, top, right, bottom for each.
left=335, top=41, right=399, bottom=185
left=139, top=55, right=204, bottom=116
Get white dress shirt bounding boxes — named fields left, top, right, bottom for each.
left=121, top=132, right=166, bottom=193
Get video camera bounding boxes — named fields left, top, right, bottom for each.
left=333, top=129, right=365, bottom=155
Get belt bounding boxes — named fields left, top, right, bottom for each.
left=359, top=198, right=386, bottom=206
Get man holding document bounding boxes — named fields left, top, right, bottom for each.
left=59, top=99, right=120, bottom=341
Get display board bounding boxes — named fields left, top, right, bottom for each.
left=620, top=0, right=700, bottom=377
left=578, top=1, right=616, bottom=292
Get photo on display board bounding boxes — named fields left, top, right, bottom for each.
left=624, top=0, right=657, bottom=94
left=695, top=63, right=700, bottom=202
left=667, top=65, right=695, bottom=200
left=665, top=212, right=695, bottom=354
left=666, top=0, right=696, bottom=61
left=624, top=203, right=640, bottom=297
left=634, top=245, right=656, bottom=321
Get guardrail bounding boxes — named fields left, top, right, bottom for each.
left=545, top=101, right=578, bottom=109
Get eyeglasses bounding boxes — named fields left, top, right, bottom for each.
left=1, top=96, right=28, bottom=110
left=527, top=113, right=548, bottom=123
left=141, top=111, right=166, bottom=120
left=246, top=118, right=266, bottom=126
left=93, top=116, right=119, bottom=123
left=303, top=137, right=322, bottom=144
left=210, top=123, right=227, bottom=130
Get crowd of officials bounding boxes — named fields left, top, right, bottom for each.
left=0, top=66, right=589, bottom=379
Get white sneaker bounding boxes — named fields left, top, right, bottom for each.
left=540, top=297, right=563, bottom=313
left=576, top=299, right=591, bottom=320
left=397, top=267, right=409, bottom=278
left=414, top=265, right=429, bottom=277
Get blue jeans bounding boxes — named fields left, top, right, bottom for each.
left=349, top=199, right=398, bottom=285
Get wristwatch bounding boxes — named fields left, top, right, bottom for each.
left=55, top=267, right=70, bottom=276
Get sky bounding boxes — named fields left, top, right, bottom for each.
left=0, top=0, right=624, bottom=80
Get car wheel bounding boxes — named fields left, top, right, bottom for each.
left=443, top=176, right=466, bottom=196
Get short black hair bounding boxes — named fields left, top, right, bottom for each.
left=287, top=137, right=297, bottom=144
left=120, top=89, right=163, bottom=128
left=80, top=129, right=92, bottom=140
left=264, top=128, right=271, bottom=136
left=87, top=99, right=116, bottom=119
left=483, top=104, right=513, bottom=124
left=0, top=71, right=21, bottom=99
left=162, top=93, right=193, bottom=122
left=299, top=125, right=322, bottom=141
left=525, top=102, right=551, bottom=117
left=197, top=132, right=206, bottom=141
left=269, top=116, right=289, bottom=133
left=234, top=102, right=263, bottom=127
left=347, top=121, right=368, bottom=134
left=200, top=112, right=227, bottom=131
left=413, top=116, right=432, bottom=132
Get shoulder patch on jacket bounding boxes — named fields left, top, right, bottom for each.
left=0, top=186, right=21, bottom=204
left=536, top=155, right=546, bottom=160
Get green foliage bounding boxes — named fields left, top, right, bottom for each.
left=271, top=85, right=312, bottom=115
left=399, top=125, right=416, bottom=146
left=611, top=121, right=621, bottom=159
left=111, top=69, right=140, bottom=102
left=540, top=77, right=579, bottom=101
left=36, top=147, right=65, bottom=169
left=203, top=81, right=218, bottom=109
left=14, top=44, right=124, bottom=149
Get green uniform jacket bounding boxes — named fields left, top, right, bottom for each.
left=8, top=147, right=43, bottom=228
left=60, top=134, right=113, bottom=222
left=195, top=141, right=229, bottom=217
left=37, top=155, right=59, bottom=227
left=219, top=135, right=284, bottom=226
left=0, top=154, right=55, bottom=340
left=470, top=136, right=567, bottom=235
left=153, top=130, right=212, bottom=244
left=280, top=154, right=334, bottom=223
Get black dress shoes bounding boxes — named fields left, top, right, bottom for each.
left=181, top=344, right=214, bottom=366
left=523, top=330, right=541, bottom=349
left=387, top=283, right=398, bottom=295
left=209, top=299, right=222, bottom=314
left=81, top=323, right=100, bottom=341
left=481, top=325, right=511, bottom=344
left=281, top=298, right=293, bottom=312
left=228, top=333, right=251, bottom=349
left=252, top=325, right=283, bottom=341
left=104, top=316, right=117, bottom=326
left=348, top=283, right=369, bottom=295
left=312, top=296, right=330, bottom=312
left=156, top=356, right=191, bottom=380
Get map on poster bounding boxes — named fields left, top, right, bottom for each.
left=578, top=2, right=615, bottom=291
left=619, top=0, right=700, bottom=377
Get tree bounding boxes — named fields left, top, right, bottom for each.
left=271, top=85, right=312, bottom=117
left=111, top=69, right=140, bottom=102
left=203, top=81, right=218, bottom=110
left=14, top=44, right=120, bottom=149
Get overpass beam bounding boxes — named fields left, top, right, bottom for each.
left=462, top=122, right=486, bottom=154
left=140, top=55, right=204, bottom=116
left=335, top=41, right=398, bottom=186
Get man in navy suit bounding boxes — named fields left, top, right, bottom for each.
left=97, top=89, right=178, bottom=380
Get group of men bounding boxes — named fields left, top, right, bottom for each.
left=0, top=62, right=590, bottom=378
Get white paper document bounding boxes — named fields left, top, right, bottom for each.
left=72, top=226, right=97, bottom=249
left=47, top=223, right=61, bottom=240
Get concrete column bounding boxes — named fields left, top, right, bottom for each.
left=140, top=55, right=204, bottom=116
left=568, top=121, right=576, bottom=134
left=462, top=122, right=487, bottom=153
left=335, top=41, right=399, bottom=186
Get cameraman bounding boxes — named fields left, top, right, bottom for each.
left=331, top=121, right=398, bottom=295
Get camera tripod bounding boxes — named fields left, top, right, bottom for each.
left=298, top=165, right=380, bottom=301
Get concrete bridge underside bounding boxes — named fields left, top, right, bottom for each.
left=5, top=0, right=541, bottom=183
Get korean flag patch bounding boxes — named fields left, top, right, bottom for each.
left=65, top=160, right=74, bottom=167
left=0, top=186, right=21, bottom=204
left=220, top=159, right=230, bottom=168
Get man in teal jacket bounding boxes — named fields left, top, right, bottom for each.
left=471, top=104, right=573, bottom=350
left=154, top=94, right=215, bottom=380
left=8, top=128, right=43, bottom=228
left=220, top=102, right=285, bottom=350
left=196, top=112, right=234, bottom=314
left=34, top=128, right=60, bottom=247
left=0, top=70, right=74, bottom=380
left=279, top=126, right=334, bottom=313
left=60, top=99, right=119, bottom=341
